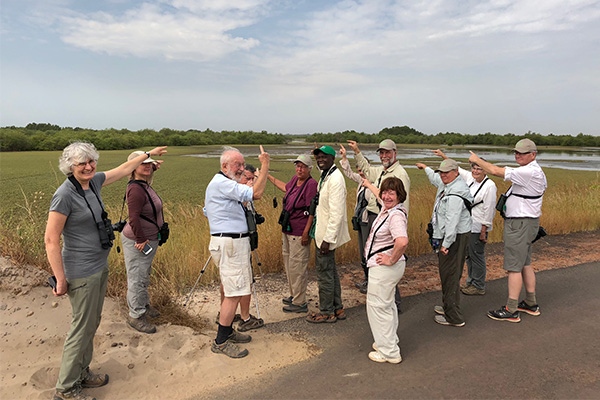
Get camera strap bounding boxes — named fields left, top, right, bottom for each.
left=468, top=177, right=489, bottom=208
left=366, top=207, right=408, bottom=261
left=284, top=177, right=312, bottom=212
left=129, top=180, right=163, bottom=228
left=68, top=175, right=106, bottom=226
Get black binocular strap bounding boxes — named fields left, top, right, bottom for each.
left=68, top=175, right=106, bottom=225
left=129, top=180, right=162, bottom=228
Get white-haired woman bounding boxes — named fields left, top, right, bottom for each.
left=121, top=151, right=165, bottom=334
left=45, top=142, right=167, bottom=400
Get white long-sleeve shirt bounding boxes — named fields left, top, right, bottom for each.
left=457, top=167, right=497, bottom=233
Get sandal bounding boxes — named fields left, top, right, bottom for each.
left=237, top=314, right=264, bottom=332
left=306, top=312, right=337, bottom=324
left=335, top=308, right=347, bottom=320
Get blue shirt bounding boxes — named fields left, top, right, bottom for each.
left=205, top=172, right=254, bottom=234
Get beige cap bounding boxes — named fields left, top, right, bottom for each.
left=513, top=138, right=537, bottom=153
left=294, top=154, right=312, bottom=167
left=435, top=158, right=459, bottom=173
left=377, top=139, right=397, bottom=152
left=128, top=150, right=156, bottom=163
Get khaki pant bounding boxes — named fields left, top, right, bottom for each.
left=56, top=267, right=109, bottom=392
left=366, top=260, right=406, bottom=359
left=282, top=234, right=310, bottom=306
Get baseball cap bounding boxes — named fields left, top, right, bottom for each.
left=513, top=139, right=537, bottom=153
left=294, top=154, right=312, bottom=167
left=377, top=139, right=397, bottom=152
left=128, top=150, right=156, bottom=163
left=313, top=145, right=336, bottom=157
left=435, top=158, right=459, bottom=173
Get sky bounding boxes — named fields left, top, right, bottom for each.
left=1, top=0, right=599, bottom=136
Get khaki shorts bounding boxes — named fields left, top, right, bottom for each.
left=209, top=236, right=252, bottom=297
left=503, top=218, right=539, bottom=272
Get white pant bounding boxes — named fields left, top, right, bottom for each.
left=366, top=260, right=406, bottom=359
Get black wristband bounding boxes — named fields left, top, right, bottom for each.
left=145, top=151, right=150, bottom=159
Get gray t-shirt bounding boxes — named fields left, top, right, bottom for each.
left=50, top=172, right=110, bottom=279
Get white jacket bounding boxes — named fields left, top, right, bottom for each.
left=314, top=167, right=351, bottom=250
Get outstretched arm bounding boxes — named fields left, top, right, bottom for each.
left=103, top=146, right=167, bottom=186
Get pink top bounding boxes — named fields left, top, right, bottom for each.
left=364, top=204, right=408, bottom=268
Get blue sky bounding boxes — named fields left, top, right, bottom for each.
left=1, top=0, right=599, bottom=135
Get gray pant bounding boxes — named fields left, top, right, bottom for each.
left=56, top=267, right=109, bottom=392
left=122, top=235, right=159, bottom=319
left=315, top=244, right=343, bottom=315
left=465, top=232, right=487, bottom=290
left=438, top=233, right=469, bottom=325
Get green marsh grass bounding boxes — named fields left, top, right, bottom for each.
left=1, top=146, right=599, bottom=298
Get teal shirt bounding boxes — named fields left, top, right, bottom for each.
left=425, top=167, right=473, bottom=249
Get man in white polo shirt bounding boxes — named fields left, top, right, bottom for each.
left=469, top=139, right=547, bottom=323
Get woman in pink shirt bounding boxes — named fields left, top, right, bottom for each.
left=362, top=177, right=409, bottom=364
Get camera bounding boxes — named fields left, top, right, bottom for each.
left=112, top=220, right=127, bottom=233
left=97, top=218, right=116, bottom=249
left=255, top=213, right=265, bottom=225
left=308, top=193, right=319, bottom=216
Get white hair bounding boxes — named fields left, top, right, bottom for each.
left=58, top=142, right=100, bottom=176
left=220, top=146, right=241, bottom=166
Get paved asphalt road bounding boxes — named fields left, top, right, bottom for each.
left=198, top=262, right=600, bottom=399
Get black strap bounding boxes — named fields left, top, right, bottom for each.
left=375, top=171, right=385, bottom=210
left=68, top=175, right=106, bottom=225
left=468, top=177, right=490, bottom=208
left=283, top=177, right=312, bottom=211
left=366, top=207, right=408, bottom=261
left=445, top=193, right=473, bottom=214
left=505, top=184, right=544, bottom=199
left=129, top=180, right=162, bottom=228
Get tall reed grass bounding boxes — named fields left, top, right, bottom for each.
left=1, top=156, right=599, bottom=297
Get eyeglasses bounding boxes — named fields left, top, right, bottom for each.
left=514, top=151, right=531, bottom=155
left=471, top=166, right=483, bottom=171
left=74, top=160, right=97, bottom=168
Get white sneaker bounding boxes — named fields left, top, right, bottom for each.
left=372, top=342, right=378, bottom=351
left=434, top=314, right=465, bottom=327
left=368, top=351, right=402, bottom=364
left=434, top=305, right=445, bottom=315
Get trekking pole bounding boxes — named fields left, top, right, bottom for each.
left=250, top=252, right=261, bottom=319
left=183, top=255, right=212, bottom=307
left=252, top=249, right=263, bottom=275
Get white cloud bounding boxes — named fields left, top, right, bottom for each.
left=58, top=1, right=271, bottom=61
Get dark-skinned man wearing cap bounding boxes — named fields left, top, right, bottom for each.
left=416, top=159, right=473, bottom=327
left=306, top=145, right=350, bottom=323
left=469, top=139, right=547, bottom=323
left=346, top=139, right=410, bottom=311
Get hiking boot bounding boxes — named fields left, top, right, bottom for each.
left=461, top=285, right=486, bottom=296
left=487, top=306, right=521, bottom=323
left=81, top=367, right=109, bottom=388
left=227, top=330, right=252, bottom=343
left=282, top=296, right=293, bottom=305
left=53, top=385, right=95, bottom=400
left=215, top=312, right=242, bottom=324
left=434, top=314, right=465, bottom=327
left=211, top=340, right=248, bottom=358
left=283, top=303, right=308, bottom=313
left=335, top=308, right=347, bottom=320
left=128, top=315, right=156, bottom=334
left=368, top=351, right=402, bottom=364
left=237, top=314, right=264, bottom=332
left=517, top=300, right=541, bottom=316
left=145, top=304, right=160, bottom=319
left=433, top=305, right=445, bottom=315
left=355, top=280, right=368, bottom=294
left=306, top=312, right=336, bottom=323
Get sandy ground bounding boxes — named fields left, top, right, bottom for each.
left=1, top=230, right=599, bottom=400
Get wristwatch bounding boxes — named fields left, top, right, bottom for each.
left=145, top=151, right=150, bottom=159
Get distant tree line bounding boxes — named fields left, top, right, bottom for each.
left=1, top=123, right=598, bottom=152
left=308, top=126, right=600, bottom=148
left=0, top=123, right=288, bottom=151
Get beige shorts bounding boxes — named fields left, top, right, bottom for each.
left=209, top=236, right=252, bottom=297
left=503, top=218, right=539, bottom=272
